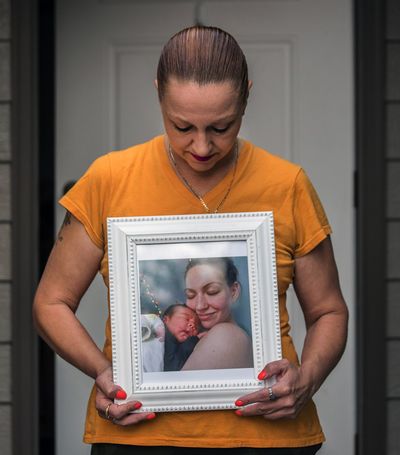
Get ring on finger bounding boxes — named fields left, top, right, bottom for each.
left=105, top=403, right=113, bottom=420
left=267, top=386, right=277, bottom=401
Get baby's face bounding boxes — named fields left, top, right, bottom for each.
left=164, top=306, right=200, bottom=342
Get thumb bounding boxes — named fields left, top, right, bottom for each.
left=258, top=359, right=290, bottom=380
left=96, top=367, right=127, bottom=400
left=98, top=379, right=127, bottom=401
left=103, top=381, right=127, bottom=400
left=109, top=386, right=127, bottom=400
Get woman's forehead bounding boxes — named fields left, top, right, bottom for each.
left=161, top=79, right=240, bottom=116
left=186, top=263, right=225, bottom=281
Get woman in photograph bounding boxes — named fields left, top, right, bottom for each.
left=33, top=25, right=348, bottom=454
left=181, top=257, right=253, bottom=370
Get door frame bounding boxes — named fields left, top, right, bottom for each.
left=11, top=1, right=386, bottom=454
left=354, top=0, right=387, bottom=453
left=11, top=0, right=40, bottom=454
left=11, top=0, right=55, bottom=454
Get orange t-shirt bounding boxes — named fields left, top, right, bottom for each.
left=60, top=135, right=330, bottom=448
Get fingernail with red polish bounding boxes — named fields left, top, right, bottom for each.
left=146, top=412, right=157, bottom=420
left=116, top=390, right=127, bottom=400
left=235, top=409, right=242, bottom=416
left=133, top=402, right=142, bottom=410
left=257, top=370, right=267, bottom=380
left=235, top=399, right=244, bottom=407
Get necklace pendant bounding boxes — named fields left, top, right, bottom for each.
left=199, top=197, right=211, bottom=213
left=167, top=141, right=238, bottom=215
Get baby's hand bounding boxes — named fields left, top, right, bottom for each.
left=186, top=320, right=198, bottom=336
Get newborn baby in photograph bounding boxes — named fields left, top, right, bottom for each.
left=141, top=304, right=204, bottom=372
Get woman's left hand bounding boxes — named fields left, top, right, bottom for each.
left=234, top=359, right=314, bottom=420
left=235, top=238, right=349, bottom=420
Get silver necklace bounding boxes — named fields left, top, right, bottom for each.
left=167, top=142, right=239, bottom=213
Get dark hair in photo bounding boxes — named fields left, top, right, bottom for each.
left=162, top=302, right=188, bottom=319
left=184, top=257, right=239, bottom=287
left=157, top=25, right=249, bottom=108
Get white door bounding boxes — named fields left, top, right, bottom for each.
left=56, top=1, right=354, bottom=454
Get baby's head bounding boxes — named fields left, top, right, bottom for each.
left=163, top=304, right=200, bottom=342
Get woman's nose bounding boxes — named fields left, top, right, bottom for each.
left=192, top=132, right=211, bottom=156
left=194, top=294, right=208, bottom=310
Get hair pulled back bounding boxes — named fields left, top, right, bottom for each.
left=184, top=257, right=239, bottom=287
left=157, top=26, right=249, bottom=109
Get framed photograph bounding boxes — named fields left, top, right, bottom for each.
left=108, top=212, right=281, bottom=412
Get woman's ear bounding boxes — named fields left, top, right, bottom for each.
left=248, top=80, right=253, bottom=91
left=154, top=79, right=159, bottom=89
left=231, top=282, right=241, bottom=302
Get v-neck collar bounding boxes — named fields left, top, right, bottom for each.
left=155, top=135, right=252, bottom=212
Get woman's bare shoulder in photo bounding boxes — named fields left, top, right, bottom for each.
left=182, top=323, right=253, bottom=370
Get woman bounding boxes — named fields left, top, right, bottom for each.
left=33, top=26, right=348, bottom=454
left=182, top=257, right=253, bottom=371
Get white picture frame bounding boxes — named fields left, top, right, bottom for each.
left=107, top=212, right=281, bottom=412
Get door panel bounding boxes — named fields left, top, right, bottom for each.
left=199, top=4, right=355, bottom=454
left=57, top=1, right=354, bottom=454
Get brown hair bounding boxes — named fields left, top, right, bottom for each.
left=184, top=257, right=239, bottom=287
left=157, top=26, right=249, bottom=109
left=163, top=303, right=189, bottom=319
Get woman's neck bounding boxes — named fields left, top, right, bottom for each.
left=166, top=138, right=240, bottom=196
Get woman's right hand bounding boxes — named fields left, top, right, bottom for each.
left=95, top=366, right=156, bottom=425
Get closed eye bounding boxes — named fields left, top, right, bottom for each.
left=205, top=284, right=222, bottom=295
left=173, top=124, right=231, bottom=133
left=206, top=289, right=220, bottom=296
left=174, top=124, right=192, bottom=133
left=185, top=289, right=196, bottom=299
left=211, top=125, right=230, bottom=133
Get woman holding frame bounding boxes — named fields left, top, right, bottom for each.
left=34, top=26, right=348, bottom=454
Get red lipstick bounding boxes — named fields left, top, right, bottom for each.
left=191, top=153, right=213, bottom=162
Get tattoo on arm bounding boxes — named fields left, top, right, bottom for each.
left=57, top=211, right=72, bottom=243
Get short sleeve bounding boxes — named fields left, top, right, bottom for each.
left=58, top=155, right=112, bottom=249
left=293, top=168, right=332, bottom=257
